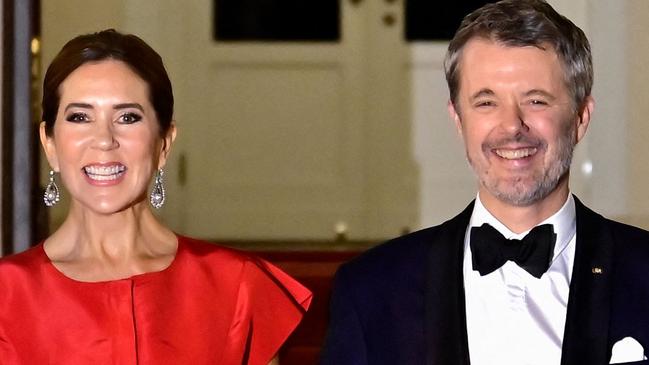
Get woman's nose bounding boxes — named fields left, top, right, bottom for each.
left=92, top=122, right=119, bottom=150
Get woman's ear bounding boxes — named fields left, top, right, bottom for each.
left=157, top=122, right=177, bottom=169
left=39, top=121, right=59, bottom=171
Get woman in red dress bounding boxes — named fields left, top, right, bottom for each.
left=0, top=29, right=311, bottom=364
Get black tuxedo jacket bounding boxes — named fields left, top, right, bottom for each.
left=320, top=197, right=649, bottom=365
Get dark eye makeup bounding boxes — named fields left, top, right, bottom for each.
left=119, top=112, right=143, bottom=124
left=65, top=112, right=89, bottom=123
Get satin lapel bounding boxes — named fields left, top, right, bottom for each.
left=425, top=202, right=474, bottom=365
left=561, top=197, right=613, bottom=365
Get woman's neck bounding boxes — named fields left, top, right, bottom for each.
left=43, top=201, right=177, bottom=281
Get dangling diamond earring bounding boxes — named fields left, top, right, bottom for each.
left=150, top=169, right=166, bottom=209
left=44, top=170, right=61, bottom=207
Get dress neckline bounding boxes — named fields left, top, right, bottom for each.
left=39, top=234, right=183, bottom=284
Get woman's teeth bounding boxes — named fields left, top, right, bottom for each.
left=83, top=165, right=126, bottom=180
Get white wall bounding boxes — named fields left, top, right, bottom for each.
left=626, top=0, right=649, bottom=228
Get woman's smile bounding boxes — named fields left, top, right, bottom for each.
left=82, top=162, right=127, bottom=185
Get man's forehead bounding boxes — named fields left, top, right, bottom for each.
left=458, top=38, right=564, bottom=80
left=462, top=37, right=557, bottom=58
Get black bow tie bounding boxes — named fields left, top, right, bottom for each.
left=470, top=223, right=557, bottom=278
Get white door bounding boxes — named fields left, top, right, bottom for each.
left=152, top=0, right=488, bottom=240
left=126, top=0, right=372, bottom=240
left=363, top=0, right=473, bottom=236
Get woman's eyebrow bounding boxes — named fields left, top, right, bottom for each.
left=113, top=103, right=144, bottom=111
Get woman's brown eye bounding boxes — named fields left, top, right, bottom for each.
left=120, top=113, right=142, bottom=124
left=66, top=113, right=88, bottom=122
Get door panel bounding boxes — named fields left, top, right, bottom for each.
left=148, top=0, right=368, bottom=239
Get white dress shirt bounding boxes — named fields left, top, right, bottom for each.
left=464, top=194, right=576, bottom=365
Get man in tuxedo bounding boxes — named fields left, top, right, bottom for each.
left=320, top=0, right=649, bottom=364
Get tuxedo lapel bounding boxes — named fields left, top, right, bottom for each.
left=561, top=196, right=614, bottom=365
left=424, top=202, right=474, bottom=365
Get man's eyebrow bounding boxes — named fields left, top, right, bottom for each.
left=64, top=103, right=93, bottom=112
left=113, top=103, right=144, bottom=111
left=469, top=89, right=495, bottom=101
left=524, top=89, right=556, bottom=100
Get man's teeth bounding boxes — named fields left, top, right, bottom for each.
left=495, top=148, right=537, bottom=160
left=84, top=165, right=126, bottom=180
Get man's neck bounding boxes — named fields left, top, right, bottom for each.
left=478, top=185, right=570, bottom=234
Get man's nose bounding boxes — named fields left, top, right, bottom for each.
left=499, top=104, right=529, bottom=134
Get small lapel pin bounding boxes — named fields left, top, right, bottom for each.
left=592, top=267, right=603, bottom=274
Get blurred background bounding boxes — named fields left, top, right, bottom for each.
left=4, top=0, right=649, bottom=253
left=2, top=1, right=648, bottom=363
left=0, top=0, right=649, bottom=247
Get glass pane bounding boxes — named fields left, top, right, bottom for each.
left=405, top=0, right=498, bottom=41
left=214, top=0, right=340, bottom=42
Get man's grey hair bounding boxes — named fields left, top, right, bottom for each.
left=444, top=0, right=593, bottom=110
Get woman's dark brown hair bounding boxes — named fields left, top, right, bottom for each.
left=42, top=29, right=174, bottom=137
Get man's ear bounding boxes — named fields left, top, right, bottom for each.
left=39, top=122, right=59, bottom=171
left=448, top=100, right=463, bottom=137
left=157, top=122, right=177, bottom=169
left=575, top=96, right=594, bottom=144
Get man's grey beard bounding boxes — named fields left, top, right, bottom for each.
left=472, top=132, right=575, bottom=207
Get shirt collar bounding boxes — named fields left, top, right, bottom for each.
left=468, top=193, right=577, bottom=262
